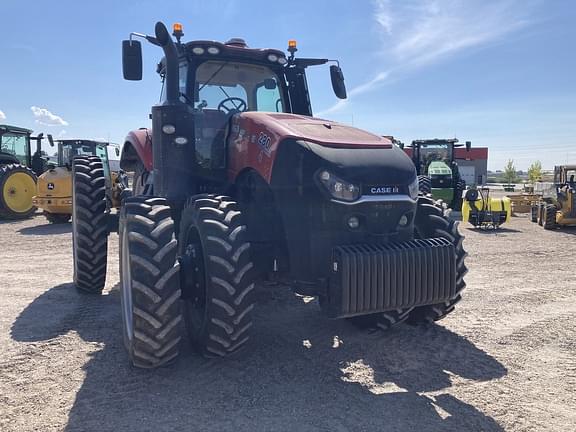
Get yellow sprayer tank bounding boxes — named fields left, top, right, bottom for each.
left=462, top=188, right=511, bottom=229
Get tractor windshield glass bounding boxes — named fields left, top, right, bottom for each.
left=0, top=133, right=29, bottom=164
left=420, top=144, right=453, bottom=165
left=193, top=61, right=285, bottom=112
left=60, top=142, right=97, bottom=166
left=191, top=60, right=285, bottom=169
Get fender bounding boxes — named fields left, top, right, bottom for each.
left=120, top=128, right=153, bottom=172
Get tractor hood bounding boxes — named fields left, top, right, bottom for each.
left=302, top=140, right=416, bottom=188
left=229, top=112, right=415, bottom=187
left=428, top=161, right=452, bottom=176
left=236, top=112, right=393, bottom=149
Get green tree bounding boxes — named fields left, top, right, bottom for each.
left=527, top=160, right=542, bottom=184
left=503, top=159, right=518, bottom=186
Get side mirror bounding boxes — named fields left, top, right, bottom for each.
left=47, top=134, right=54, bottom=147
left=115, top=147, right=120, bottom=157
left=466, top=141, right=471, bottom=152
left=330, top=65, right=347, bottom=100
left=122, top=40, right=143, bottom=81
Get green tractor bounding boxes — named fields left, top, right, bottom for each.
left=409, top=138, right=471, bottom=210
left=0, top=125, right=46, bottom=219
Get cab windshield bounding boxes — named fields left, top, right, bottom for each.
left=190, top=60, right=286, bottom=169
left=419, top=144, right=453, bottom=165
left=59, top=142, right=108, bottom=166
left=0, top=133, right=30, bottom=164
left=193, top=61, right=285, bottom=113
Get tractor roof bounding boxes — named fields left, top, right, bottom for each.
left=411, top=138, right=460, bottom=146
left=0, top=124, right=33, bottom=135
left=558, top=165, right=576, bottom=170
left=56, top=139, right=109, bottom=146
left=182, top=39, right=287, bottom=65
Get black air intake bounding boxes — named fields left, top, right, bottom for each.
left=325, top=238, right=456, bottom=318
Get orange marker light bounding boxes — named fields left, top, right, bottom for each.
left=288, top=39, right=297, bottom=49
left=173, top=23, right=183, bottom=33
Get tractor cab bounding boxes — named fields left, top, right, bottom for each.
left=121, top=23, right=346, bottom=200
left=410, top=138, right=471, bottom=209
left=0, top=125, right=46, bottom=219
left=0, top=125, right=46, bottom=176
left=53, top=139, right=110, bottom=168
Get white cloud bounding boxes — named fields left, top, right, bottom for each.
left=30, top=106, right=69, bottom=126
left=58, top=130, right=67, bottom=138
left=319, top=0, right=534, bottom=116
left=0, top=110, right=5, bottom=120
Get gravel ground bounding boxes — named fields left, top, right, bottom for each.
left=1, top=212, right=575, bottom=432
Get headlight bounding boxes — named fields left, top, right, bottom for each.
left=317, top=170, right=360, bottom=202
left=408, top=176, right=419, bottom=199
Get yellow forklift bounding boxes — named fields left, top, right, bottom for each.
left=531, top=165, right=576, bottom=229
left=33, top=136, right=123, bottom=223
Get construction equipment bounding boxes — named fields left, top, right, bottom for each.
left=71, top=22, right=468, bottom=368
left=0, top=125, right=46, bottom=219
left=407, top=138, right=471, bottom=210
left=462, top=187, right=511, bottom=229
left=530, top=165, right=576, bottom=229
left=33, top=138, right=122, bottom=224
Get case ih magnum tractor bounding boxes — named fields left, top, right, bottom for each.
left=72, top=22, right=467, bottom=368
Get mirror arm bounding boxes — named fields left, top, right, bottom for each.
left=130, top=32, right=160, bottom=47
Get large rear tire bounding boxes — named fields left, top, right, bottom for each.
left=72, top=156, right=108, bottom=294
left=537, top=203, right=544, bottom=226
left=452, top=179, right=466, bottom=211
left=543, top=204, right=557, bottom=230
left=530, top=205, right=538, bottom=223
left=178, top=195, right=257, bottom=357
left=0, top=164, right=37, bottom=219
left=119, top=196, right=182, bottom=368
left=348, top=307, right=414, bottom=331
left=408, top=195, right=468, bottom=323
left=45, top=213, right=71, bottom=224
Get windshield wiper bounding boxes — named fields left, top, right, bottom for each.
left=198, top=62, right=229, bottom=92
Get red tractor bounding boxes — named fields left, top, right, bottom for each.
left=71, top=22, right=468, bottom=368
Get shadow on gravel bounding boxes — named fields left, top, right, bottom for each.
left=17, top=223, right=71, bottom=236
left=544, top=226, right=576, bottom=236
left=12, top=283, right=507, bottom=432
left=465, top=227, right=522, bottom=234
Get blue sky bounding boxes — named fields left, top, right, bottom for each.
left=0, top=0, right=574, bottom=170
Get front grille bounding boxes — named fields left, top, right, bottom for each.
left=325, top=238, right=456, bottom=318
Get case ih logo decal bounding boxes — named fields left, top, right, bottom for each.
left=369, top=186, right=399, bottom=194
left=256, top=132, right=272, bottom=157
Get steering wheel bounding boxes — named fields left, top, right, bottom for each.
left=218, top=97, right=247, bottom=115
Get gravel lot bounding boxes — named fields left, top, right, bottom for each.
left=1, top=211, right=575, bottom=432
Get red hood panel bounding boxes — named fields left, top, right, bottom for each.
left=236, top=112, right=392, bottom=148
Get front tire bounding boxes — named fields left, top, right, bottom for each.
left=418, top=175, right=432, bottom=195
left=72, top=156, right=108, bottom=294
left=119, top=196, right=182, bottom=368
left=408, top=196, right=468, bottom=323
left=543, top=204, right=557, bottom=230
left=178, top=195, right=257, bottom=357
